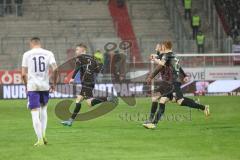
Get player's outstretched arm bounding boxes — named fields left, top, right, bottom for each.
left=151, top=55, right=166, bottom=66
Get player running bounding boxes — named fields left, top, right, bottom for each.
left=145, top=43, right=190, bottom=124
left=61, top=43, right=118, bottom=126
left=21, top=37, right=58, bottom=146
left=144, top=41, right=210, bottom=129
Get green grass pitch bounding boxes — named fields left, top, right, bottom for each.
left=0, top=96, right=240, bottom=160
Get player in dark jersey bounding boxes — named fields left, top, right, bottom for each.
left=146, top=44, right=167, bottom=123
left=144, top=41, right=210, bottom=129
left=144, top=43, right=198, bottom=125
left=61, top=44, right=118, bottom=126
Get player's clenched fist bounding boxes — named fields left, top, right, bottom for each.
left=155, top=43, right=161, bottom=51
left=149, top=54, right=157, bottom=61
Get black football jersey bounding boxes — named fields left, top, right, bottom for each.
left=74, top=54, right=102, bottom=85
left=161, top=52, right=181, bottom=82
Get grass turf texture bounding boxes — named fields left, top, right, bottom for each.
left=0, top=96, right=240, bottom=160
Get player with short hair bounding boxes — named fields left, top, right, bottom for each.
left=144, top=41, right=210, bottom=129
left=61, top=43, right=118, bottom=126
left=145, top=43, right=189, bottom=124
left=21, top=37, right=58, bottom=146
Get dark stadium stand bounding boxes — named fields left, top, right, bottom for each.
left=215, top=0, right=240, bottom=43
left=108, top=0, right=142, bottom=62
left=0, top=0, right=236, bottom=70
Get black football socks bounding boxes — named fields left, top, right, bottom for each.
left=91, top=97, right=107, bottom=106
left=71, top=103, right=82, bottom=120
left=153, top=103, right=165, bottom=124
left=149, top=102, right=158, bottom=121
left=181, top=97, right=205, bottom=110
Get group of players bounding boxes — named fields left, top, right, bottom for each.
left=22, top=37, right=118, bottom=146
left=21, top=37, right=210, bottom=146
left=143, top=41, right=210, bottom=129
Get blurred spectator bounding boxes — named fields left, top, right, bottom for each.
left=184, top=0, right=192, bottom=20
left=15, top=0, right=22, bottom=16
left=196, top=31, right=205, bottom=53
left=235, top=35, right=240, bottom=44
left=214, top=0, right=240, bottom=43
left=103, top=50, right=114, bottom=73
left=191, top=15, right=200, bottom=39
left=117, top=0, right=125, bottom=8
left=5, top=0, right=12, bottom=14
left=230, top=25, right=240, bottom=40
left=112, top=50, right=126, bottom=81
left=94, top=50, right=104, bottom=65
left=103, top=50, right=126, bottom=79
left=0, top=0, right=4, bottom=16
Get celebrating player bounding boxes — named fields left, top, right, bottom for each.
left=61, top=43, right=118, bottom=126
left=144, top=41, right=210, bottom=129
left=145, top=43, right=193, bottom=123
left=21, top=37, right=58, bottom=146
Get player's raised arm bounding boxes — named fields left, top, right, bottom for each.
left=151, top=43, right=166, bottom=65
left=146, top=65, right=163, bottom=84
left=152, top=57, right=166, bottom=65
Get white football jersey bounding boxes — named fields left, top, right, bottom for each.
left=22, top=48, right=57, bottom=91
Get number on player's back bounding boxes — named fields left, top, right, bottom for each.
left=32, top=56, right=46, bottom=72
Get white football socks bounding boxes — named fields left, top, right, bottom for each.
left=40, top=105, right=48, bottom=138
left=31, top=109, right=43, bottom=141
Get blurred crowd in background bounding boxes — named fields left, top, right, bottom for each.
left=0, top=0, right=23, bottom=16
left=215, top=0, right=240, bottom=44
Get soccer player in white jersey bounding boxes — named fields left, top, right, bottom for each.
left=21, top=37, right=58, bottom=146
